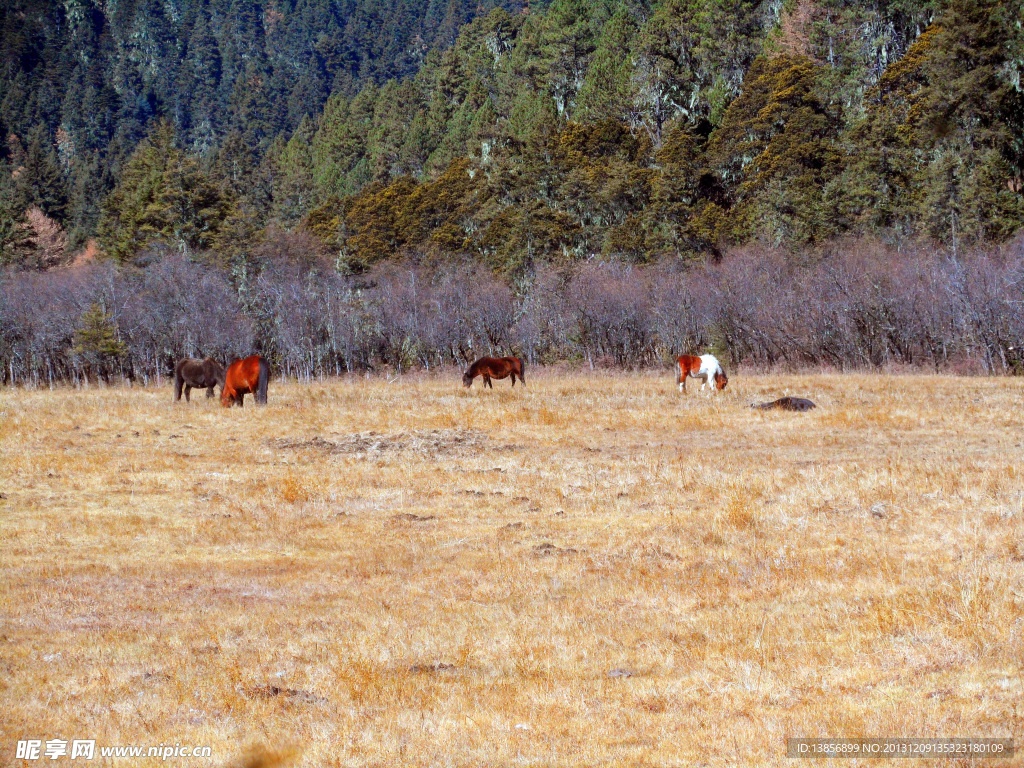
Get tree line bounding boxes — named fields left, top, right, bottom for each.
left=2, top=239, right=1022, bottom=387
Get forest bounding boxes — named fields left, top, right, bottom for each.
left=1, top=0, right=1023, bottom=382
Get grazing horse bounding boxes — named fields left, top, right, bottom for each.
left=174, top=357, right=225, bottom=402
left=221, top=355, right=270, bottom=407
left=677, top=354, right=728, bottom=393
left=753, top=396, right=816, bottom=412
left=463, top=356, right=525, bottom=389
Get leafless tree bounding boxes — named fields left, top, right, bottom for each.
left=1, top=240, right=1022, bottom=385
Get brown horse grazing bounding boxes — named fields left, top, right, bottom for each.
left=677, top=354, right=728, bottom=393
left=463, top=356, right=525, bottom=389
left=221, top=355, right=270, bottom=407
left=174, top=357, right=225, bottom=402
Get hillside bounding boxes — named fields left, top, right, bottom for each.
left=298, top=0, right=1024, bottom=271
left=0, top=0, right=524, bottom=254
left=1, top=0, right=1023, bottom=273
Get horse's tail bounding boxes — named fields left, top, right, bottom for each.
left=256, top=357, right=270, bottom=404
left=518, top=358, right=526, bottom=385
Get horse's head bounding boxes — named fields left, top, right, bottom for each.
left=204, top=358, right=226, bottom=383
left=220, top=385, right=235, bottom=407
left=462, top=369, right=474, bottom=387
left=714, top=370, right=728, bottom=390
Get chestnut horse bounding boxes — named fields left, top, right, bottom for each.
left=463, top=356, right=525, bottom=388
left=221, top=355, right=270, bottom=407
left=174, top=357, right=225, bottom=402
left=677, top=354, right=728, bottom=393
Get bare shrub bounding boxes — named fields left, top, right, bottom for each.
left=566, top=262, right=656, bottom=367
left=1, top=239, right=1022, bottom=385
left=121, top=251, right=252, bottom=382
left=513, top=265, right=574, bottom=365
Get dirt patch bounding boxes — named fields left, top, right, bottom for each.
left=244, top=684, right=325, bottom=704
left=408, top=662, right=458, bottom=674
left=273, top=429, right=490, bottom=456
left=391, top=513, right=437, bottom=523
left=532, top=542, right=578, bottom=557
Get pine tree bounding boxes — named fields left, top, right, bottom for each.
left=65, top=150, right=110, bottom=253
left=574, top=8, right=636, bottom=124
left=73, top=302, right=126, bottom=382
left=96, top=120, right=230, bottom=261
left=269, top=116, right=318, bottom=228
left=181, top=5, right=223, bottom=155
left=154, top=151, right=232, bottom=255
left=18, top=124, right=68, bottom=222
left=367, top=80, right=423, bottom=180
left=0, top=159, right=34, bottom=266
left=96, top=121, right=177, bottom=261
left=210, top=130, right=260, bottom=201
left=705, top=54, right=841, bottom=245
left=312, top=83, right=378, bottom=200
left=837, top=1, right=1024, bottom=245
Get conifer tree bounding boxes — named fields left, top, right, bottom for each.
left=97, top=120, right=230, bottom=261
left=269, top=117, right=318, bottom=228
left=18, top=124, right=68, bottom=223
left=73, top=302, right=126, bottom=382
left=0, top=159, right=34, bottom=266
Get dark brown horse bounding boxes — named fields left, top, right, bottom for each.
left=221, top=355, right=270, bottom=407
left=463, top=356, right=525, bottom=388
left=174, top=357, right=225, bottom=402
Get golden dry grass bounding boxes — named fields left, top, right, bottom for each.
left=1, top=371, right=1023, bottom=767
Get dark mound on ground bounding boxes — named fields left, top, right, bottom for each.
left=752, top=397, right=817, bottom=412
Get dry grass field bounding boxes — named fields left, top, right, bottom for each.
left=2, top=370, right=1023, bottom=767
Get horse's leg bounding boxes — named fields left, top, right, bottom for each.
left=679, top=372, right=687, bottom=393
left=511, top=374, right=516, bottom=387
left=184, top=384, right=192, bottom=402
left=485, top=375, right=492, bottom=389
left=206, top=385, right=215, bottom=398
left=238, top=393, right=245, bottom=407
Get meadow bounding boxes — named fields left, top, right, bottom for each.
left=1, top=371, right=1022, bottom=767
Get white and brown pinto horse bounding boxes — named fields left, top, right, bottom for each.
left=677, top=354, right=728, bottom=393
